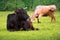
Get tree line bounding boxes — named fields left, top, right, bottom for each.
left=0, top=0, right=60, bottom=11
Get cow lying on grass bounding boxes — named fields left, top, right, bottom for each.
left=31, top=5, right=56, bottom=23
left=7, top=8, right=39, bottom=31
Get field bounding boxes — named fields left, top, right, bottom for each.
left=0, top=11, right=60, bottom=40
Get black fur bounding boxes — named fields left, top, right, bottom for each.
left=7, top=8, right=38, bottom=31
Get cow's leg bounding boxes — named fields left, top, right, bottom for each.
left=37, top=17, right=40, bottom=23
left=51, top=13, right=55, bottom=22
left=49, top=12, right=55, bottom=22
left=37, top=15, right=42, bottom=23
left=21, top=21, right=30, bottom=31
left=28, top=21, right=35, bottom=30
left=27, top=20, right=39, bottom=30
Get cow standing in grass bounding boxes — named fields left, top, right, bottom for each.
left=7, top=8, right=39, bottom=31
left=31, top=5, right=56, bottom=23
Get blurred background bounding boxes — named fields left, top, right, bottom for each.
left=0, top=0, right=60, bottom=11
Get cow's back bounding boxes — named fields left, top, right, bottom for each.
left=34, top=6, right=51, bottom=15
left=7, top=14, right=17, bottom=22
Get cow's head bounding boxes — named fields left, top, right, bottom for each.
left=49, top=5, right=56, bottom=12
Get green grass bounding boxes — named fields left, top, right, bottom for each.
left=0, top=11, right=60, bottom=40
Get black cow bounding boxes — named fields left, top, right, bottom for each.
left=7, top=8, right=39, bottom=31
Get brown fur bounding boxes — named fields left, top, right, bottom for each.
left=31, top=5, right=56, bottom=23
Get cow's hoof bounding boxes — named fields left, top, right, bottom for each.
left=36, top=28, right=39, bottom=30
left=38, top=22, right=41, bottom=23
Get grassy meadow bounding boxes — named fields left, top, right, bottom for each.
left=0, top=11, right=60, bottom=40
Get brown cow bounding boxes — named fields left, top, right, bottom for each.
left=31, top=5, right=56, bottom=23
